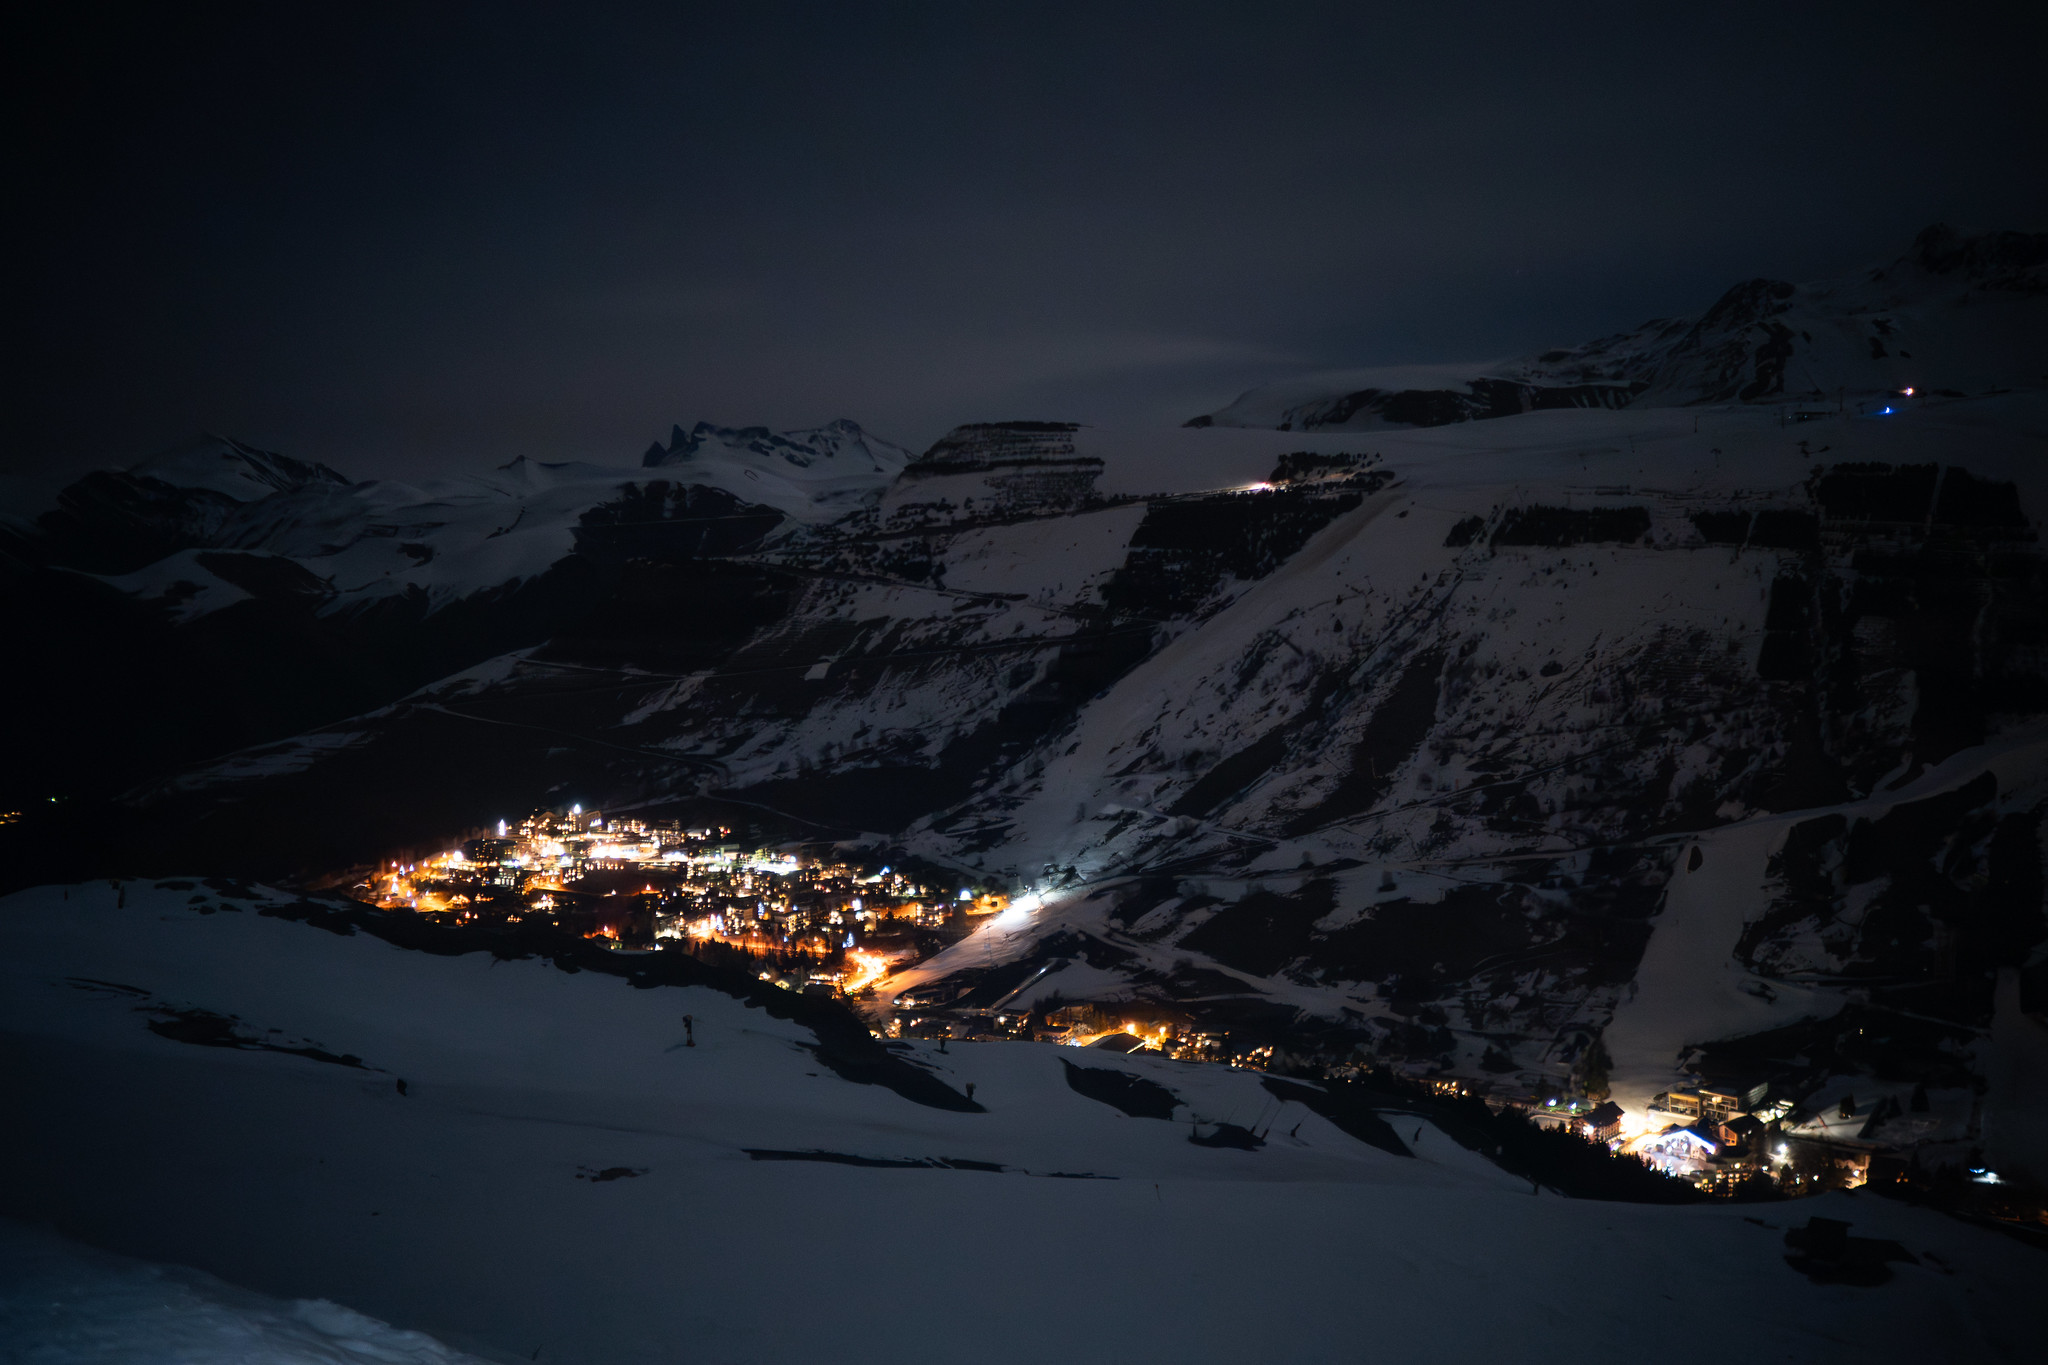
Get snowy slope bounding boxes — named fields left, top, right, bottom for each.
left=853, top=398, right=2048, bottom=1109
left=0, top=1220, right=497, bottom=1365
left=1197, top=225, right=2048, bottom=431
left=2, top=881, right=2038, bottom=1364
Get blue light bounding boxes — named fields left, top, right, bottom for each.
left=1878, top=406, right=1895, bottom=415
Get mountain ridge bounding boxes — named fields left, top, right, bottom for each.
left=1190, top=224, right=2048, bottom=432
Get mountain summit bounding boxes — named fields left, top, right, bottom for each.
left=640, top=418, right=911, bottom=523
left=126, top=434, right=353, bottom=502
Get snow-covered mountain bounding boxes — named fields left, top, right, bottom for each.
left=11, top=435, right=352, bottom=576
left=126, top=434, right=355, bottom=503
left=640, top=417, right=911, bottom=523
left=0, top=418, right=912, bottom=810
left=1191, top=225, right=2048, bottom=431
left=12, top=418, right=909, bottom=616
left=3, top=233, right=2044, bottom=1177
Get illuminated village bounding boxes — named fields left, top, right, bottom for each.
left=361, top=805, right=1000, bottom=1001
left=358, top=806, right=2015, bottom=1207
left=363, top=807, right=1283, bottom=1063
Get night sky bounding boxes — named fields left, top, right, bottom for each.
left=15, top=2, right=2047, bottom=484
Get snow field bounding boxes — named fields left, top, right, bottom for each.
left=0, top=1220, right=497, bottom=1365
left=3, top=882, right=2040, bottom=1363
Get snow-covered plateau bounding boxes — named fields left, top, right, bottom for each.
left=0, top=880, right=2039, bottom=1363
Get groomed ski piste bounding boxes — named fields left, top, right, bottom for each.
left=2, top=881, right=2037, bottom=1364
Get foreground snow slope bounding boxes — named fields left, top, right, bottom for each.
left=0, top=1220, right=497, bottom=1365
left=2, top=883, right=2037, bottom=1363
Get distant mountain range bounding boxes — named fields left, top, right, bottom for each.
left=1189, top=224, right=2048, bottom=431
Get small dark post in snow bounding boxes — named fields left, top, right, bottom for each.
left=396, top=1078, right=409, bottom=1097
left=684, top=1013, right=694, bottom=1048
